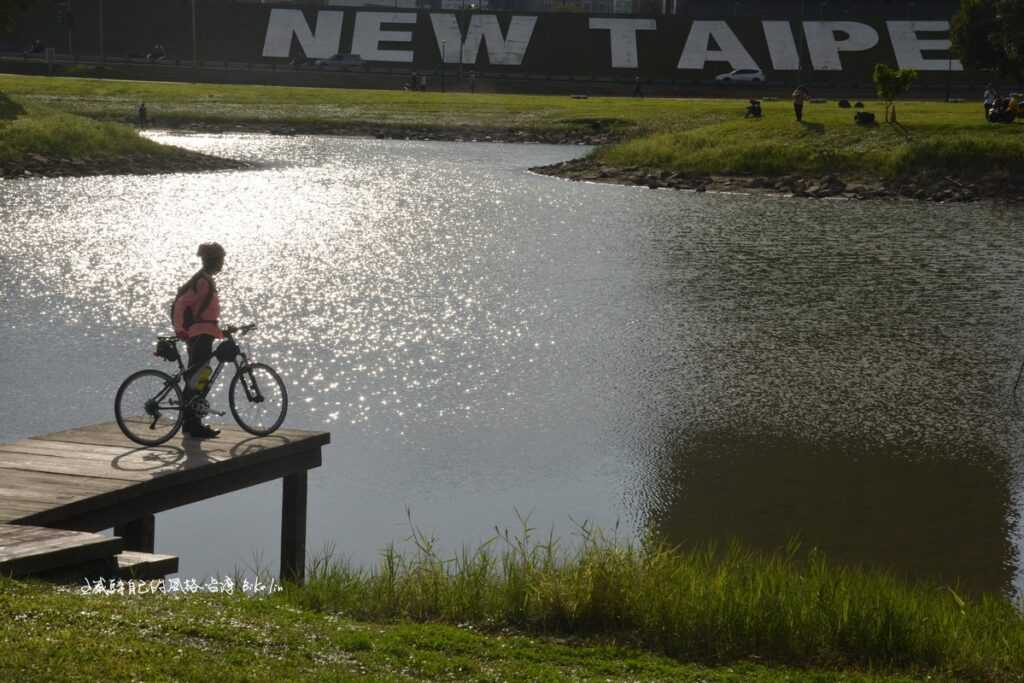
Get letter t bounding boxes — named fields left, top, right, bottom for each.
left=590, top=18, right=657, bottom=69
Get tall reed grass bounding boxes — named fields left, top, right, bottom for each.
left=285, top=514, right=1024, bottom=681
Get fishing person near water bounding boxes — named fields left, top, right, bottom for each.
left=173, top=242, right=227, bottom=439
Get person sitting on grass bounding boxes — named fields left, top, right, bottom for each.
left=745, top=98, right=762, bottom=118
left=983, top=84, right=1000, bottom=120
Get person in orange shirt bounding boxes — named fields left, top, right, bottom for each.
left=173, top=242, right=226, bottom=439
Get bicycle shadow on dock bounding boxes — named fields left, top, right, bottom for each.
left=110, top=434, right=291, bottom=474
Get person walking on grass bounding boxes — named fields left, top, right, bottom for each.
left=172, top=242, right=227, bottom=439
left=633, top=75, right=644, bottom=98
left=792, top=85, right=809, bottom=122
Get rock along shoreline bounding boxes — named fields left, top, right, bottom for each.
left=530, top=157, right=1024, bottom=203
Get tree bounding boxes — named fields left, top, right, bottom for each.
left=0, top=0, right=32, bottom=32
left=951, top=0, right=1024, bottom=79
left=873, top=64, right=918, bottom=123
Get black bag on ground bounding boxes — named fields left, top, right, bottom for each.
left=854, top=111, right=876, bottom=125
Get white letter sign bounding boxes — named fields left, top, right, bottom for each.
left=263, top=9, right=343, bottom=59
left=803, top=21, right=879, bottom=71
left=589, top=18, right=657, bottom=69
left=352, top=12, right=416, bottom=63
left=678, top=21, right=759, bottom=71
left=886, top=21, right=963, bottom=71
left=762, top=20, right=800, bottom=71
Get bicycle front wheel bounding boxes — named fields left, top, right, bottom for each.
left=229, top=363, right=288, bottom=436
left=115, top=369, right=184, bottom=446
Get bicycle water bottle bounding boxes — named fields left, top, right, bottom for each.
left=191, top=365, right=212, bottom=392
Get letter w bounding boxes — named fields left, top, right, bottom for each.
left=430, top=14, right=537, bottom=66
left=263, top=9, right=343, bottom=59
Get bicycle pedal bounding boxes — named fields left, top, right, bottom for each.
left=209, top=410, right=226, bottom=417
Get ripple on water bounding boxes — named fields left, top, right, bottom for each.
left=1, top=133, right=1022, bottom=595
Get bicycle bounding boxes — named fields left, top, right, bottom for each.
left=114, top=324, right=288, bottom=446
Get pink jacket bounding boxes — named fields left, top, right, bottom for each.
left=173, top=274, right=223, bottom=340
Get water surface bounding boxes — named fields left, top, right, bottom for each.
left=1, top=133, right=1022, bottom=596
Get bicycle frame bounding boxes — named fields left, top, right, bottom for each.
left=159, top=332, right=262, bottom=411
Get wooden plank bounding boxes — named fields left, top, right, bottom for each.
left=34, top=429, right=256, bottom=451
left=1, top=421, right=328, bottom=535
left=21, top=449, right=322, bottom=532
left=32, top=429, right=323, bottom=461
left=0, top=524, right=124, bottom=577
left=30, top=419, right=323, bottom=445
left=4, top=443, right=321, bottom=529
left=0, top=487, right=87, bottom=508
left=0, top=468, right=129, bottom=496
left=1, top=438, right=197, bottom=462
left=0, top=451, right=159, bottom=481
left=116, top=551, right=178, bottom=580
left=0, top=441, right=232, bottom=472
left=0, top=524, right=83, bottom=541
left=0, top=500, right=55, bottom=517
left=82, top=419, right=318, bottom=441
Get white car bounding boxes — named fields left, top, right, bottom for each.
left=715, top=68, right=764, bottom=83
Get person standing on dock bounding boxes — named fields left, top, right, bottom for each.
left=173, top=242, right=227, bottom=439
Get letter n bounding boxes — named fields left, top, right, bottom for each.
left=263, top=9, right=343, bottom=59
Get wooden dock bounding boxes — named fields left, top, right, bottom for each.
left=0, top=421, right=329, bottom=583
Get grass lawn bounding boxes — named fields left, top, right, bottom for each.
left=0, top=577, right=948, bottom=682
left=0, top=96, right=175, bottom=165
left=3, top=73, right=1023, bottom=181
left=6, top=529, right=1019, bottom=681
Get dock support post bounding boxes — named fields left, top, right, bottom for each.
left=280, top=470, right=308, bottom=584
left=114, top=514, right=155, bottom=553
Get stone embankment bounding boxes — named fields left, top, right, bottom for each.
left=533, top=158, right=1021, bottom=203
left=0, top=149, right=250, bottom=179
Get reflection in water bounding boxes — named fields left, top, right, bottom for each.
left=1, top=133, right=1023, bottom=596
left=651, top=429, right=1016, bottom=595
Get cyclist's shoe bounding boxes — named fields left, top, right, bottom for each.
left=184, top=423, right=221, bottom=439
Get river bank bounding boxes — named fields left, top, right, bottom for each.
left=4, top=73, right=1023, bottom=200
left=0, top=93, right=249, bottom=179
left=4, top=530, right=1024, bottom=681
left=532, top=157, right=1020, bottom=203
left=0, top=578, right=925, bottom=683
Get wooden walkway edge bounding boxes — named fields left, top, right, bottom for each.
left=0, top=421, right=329, bottom=583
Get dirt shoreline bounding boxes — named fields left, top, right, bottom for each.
left=151, top=118, right=620, bottom=146
left=0, top=147, right=251, bottom=179
left=530, top=157, right=1024, bottom=203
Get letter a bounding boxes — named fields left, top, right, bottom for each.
left=678, top=21, right=759, bottom=71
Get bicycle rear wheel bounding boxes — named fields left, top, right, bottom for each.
left=115, top=370, right=184, bottom=446
left=229, top=363, right=288, bottom=436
